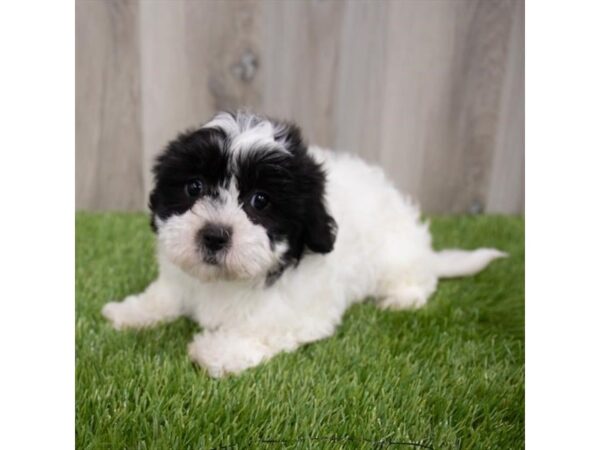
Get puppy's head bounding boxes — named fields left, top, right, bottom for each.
left=149, top=112, right=337, bottom=283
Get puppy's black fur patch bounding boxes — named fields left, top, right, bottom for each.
left=149, top=127, right=230, bottom=230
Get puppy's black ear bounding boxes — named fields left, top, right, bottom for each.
left=275, top=118, right=337, bottom=254
left=148, top=191, right=159, bottom=233
left=148, top=173, right=164, bottom=234
left=303, top=200, right=337, bottom=254
left=296, top=152, right=337, bottom=254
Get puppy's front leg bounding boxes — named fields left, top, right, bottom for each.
left=102, top=278, right=183, bottom=330
left=188, top=316, right=337, bottom=377
left=187, top=331, right=276, bottom=378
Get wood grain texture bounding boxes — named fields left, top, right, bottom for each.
left=262, top=0, right=347, bottom=148
left=379, top=0, right=470, bottom=208
left=76, top=0, right=144, bottom=210
left=76, top=0, right=524, bottom=213
left=486, top=0, right=524, bottom=213
left=380, top=0, right=519, bottom=213
left=434, top=0, right=517, bottom=214
left=333, top=0, right=389, bottom=162
left=138, top=0, right=263, bottom=201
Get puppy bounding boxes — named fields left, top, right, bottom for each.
left=102, top=111, right=506, bottom=377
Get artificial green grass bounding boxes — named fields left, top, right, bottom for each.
left=76, top=213, right=524, bottom=449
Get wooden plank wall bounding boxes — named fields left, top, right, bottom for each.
left=76, top=0, right=524, bottom=214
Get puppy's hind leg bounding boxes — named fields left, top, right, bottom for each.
left=376, top=267, right=438, bottom=311
left=102, top=278, right=183, bottom=330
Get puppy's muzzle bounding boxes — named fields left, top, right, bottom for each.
left=198, top=224, right=232, bottom=258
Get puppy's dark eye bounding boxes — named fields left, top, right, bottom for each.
left=250, top=192, right=269, bottom=210
left=185, top=180, right=204, bottom=198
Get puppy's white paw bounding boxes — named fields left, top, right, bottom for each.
left=378, top=285, right=429, bottom=311
left=188, top=332, right=272, bottom=378
left=101, top=296, right=146, bottom=330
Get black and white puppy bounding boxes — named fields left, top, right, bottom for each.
left=102, top=111, right=505, bottom=377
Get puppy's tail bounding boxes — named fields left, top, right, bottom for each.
left=432, top=248, right=507, bottom=278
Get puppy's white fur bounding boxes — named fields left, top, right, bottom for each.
left=205, top=111, right=291, bottom=157
left=103, top=141, right=505, bottom=378
left=155, top=181, right=288, bottom=282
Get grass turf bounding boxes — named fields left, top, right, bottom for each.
left=76, top=213, right=524, bottom=449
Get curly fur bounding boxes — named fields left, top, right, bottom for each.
left=102, top=111, right=506, bottom=377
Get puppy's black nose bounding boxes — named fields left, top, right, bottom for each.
left=199, top=224, right=232, bottom=253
